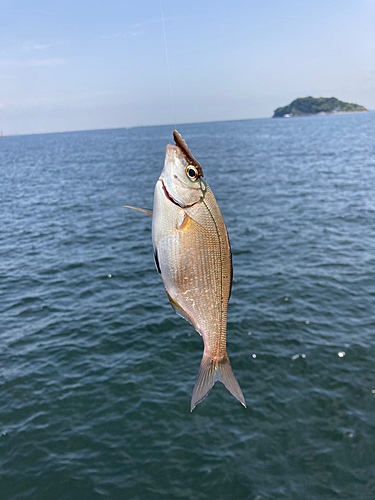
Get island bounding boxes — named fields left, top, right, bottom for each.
left=273, top=97, right=368, bottom=118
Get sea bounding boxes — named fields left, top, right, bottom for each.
left=1, top=112, right=375, bottom=499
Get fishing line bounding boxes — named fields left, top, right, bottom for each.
left=159, top=0, right=176, bottom=128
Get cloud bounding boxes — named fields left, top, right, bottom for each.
left=20, top=40, right=64, bottom=52
left=0, top=91, right=103, bottom=110
left=99, top=16, right=177, bottom=40
left=21, top=42, right=51, bottom=51
left=100, top=29, right=144, bottom=40
left=0, top=58, right=66, bottom=67
left=33, top=44, right=51, bottom=50
left=27, top=58, right=66, bottom=67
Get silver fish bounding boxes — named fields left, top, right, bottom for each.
left=126, top=131, right=246, bottom=411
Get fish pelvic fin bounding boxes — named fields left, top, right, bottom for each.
left=124, top=206, right=153, bottom=217
left=190, top=352, right=246, bottom=411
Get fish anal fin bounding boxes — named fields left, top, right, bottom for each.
left=124, top=205, right=153, bottom=217
left=191, top=353, right=246, bottom=411
left=165, top=289, right=196, bottom=329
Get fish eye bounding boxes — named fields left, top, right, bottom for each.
left=186, top=166, right=198, bottom=181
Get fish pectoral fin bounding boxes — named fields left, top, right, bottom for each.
left=178, top=213, right=215, bottom=247
left=124, top=206, right=153, bottom=217
left=191, top=353, right=246, bottom=411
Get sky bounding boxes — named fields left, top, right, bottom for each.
left=1, top=0, right=374, bottom=135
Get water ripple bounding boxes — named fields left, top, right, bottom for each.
left=1, top=115, right=375, bottom=499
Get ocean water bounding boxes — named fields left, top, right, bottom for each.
left=1, top=112, right=375, bottom=499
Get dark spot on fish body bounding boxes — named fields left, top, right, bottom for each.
left=154, top=248, right=161, bottom=275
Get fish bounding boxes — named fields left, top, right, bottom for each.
left=125, top=130, right=246, bottom=411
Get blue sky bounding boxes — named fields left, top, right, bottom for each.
left=1, top=0, right=374, bottom=135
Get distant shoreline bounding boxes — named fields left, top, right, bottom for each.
left=3, top=109, right=373, bottom=138
left=275, top=110, right=368, bottom=118
left=273, top=96, right=368, bottom=118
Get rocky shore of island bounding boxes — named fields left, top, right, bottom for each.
left=273, top=97, right=368, bottom=118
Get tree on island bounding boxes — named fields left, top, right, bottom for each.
left=273, top=97, right=367, bottom=117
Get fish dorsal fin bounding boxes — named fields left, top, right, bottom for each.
left=124, top=206, right=153, bottom=217
left=173, top=130, right=204, bottom=178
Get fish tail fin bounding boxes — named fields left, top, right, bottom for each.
left=190, top=352, right=246, bottom=411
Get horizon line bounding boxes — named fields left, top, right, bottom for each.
left=0, top=114, right=280, bottom=138
left=3, top=109, right=373, bottom=138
